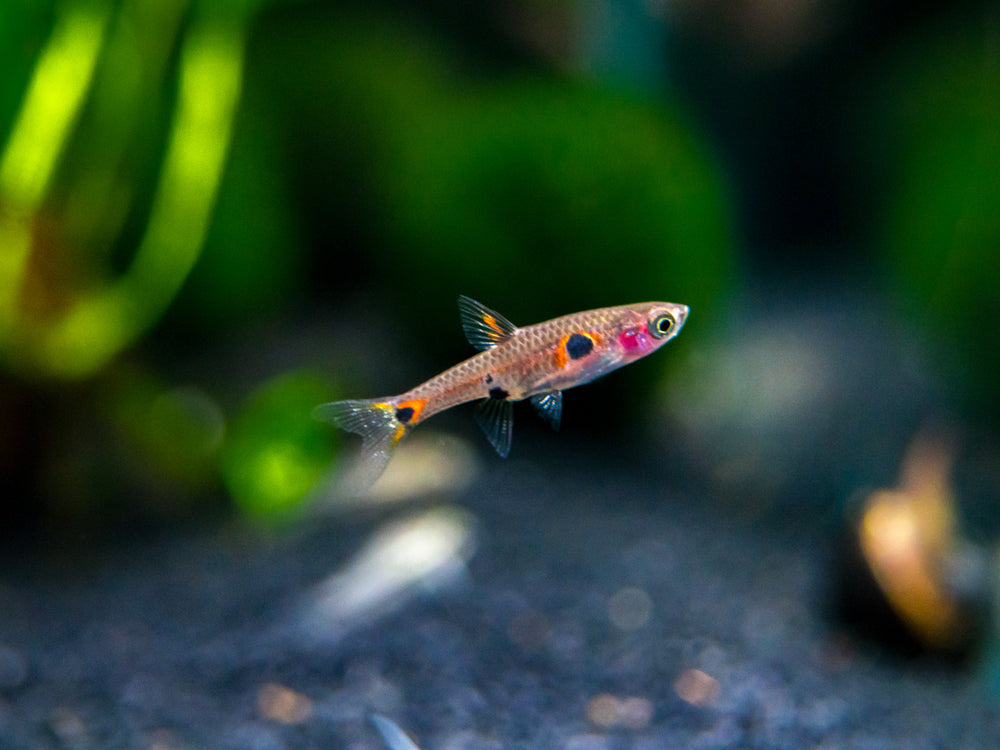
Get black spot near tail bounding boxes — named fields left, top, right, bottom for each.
left=488, top=387, right=509, bottom=400
left=395, top=406, right=415, bottom=423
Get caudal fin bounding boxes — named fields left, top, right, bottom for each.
left=312, top=398, right=405, bottom=495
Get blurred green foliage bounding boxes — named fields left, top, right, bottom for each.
left=864, top=18, right=1000, bottom=419
left=384, top=80, right=733, bottom=321
left=262, top=10, right=736, bottom=344
left=0, top=0, right=255, bottom=379
left=221, top=370, right=337, bottom=520
left=0, top=0, right=324, bottom=525
left=8, top=0, right=996, bottom=528
left=107, top=370, right=226, bottom=491
left=174, top=86, right=302, bottom=330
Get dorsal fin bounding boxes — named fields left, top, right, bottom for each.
left=457, top=295, right=518, bottom=351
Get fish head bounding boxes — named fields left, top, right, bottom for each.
left=615, top=302, right=689, bottom=359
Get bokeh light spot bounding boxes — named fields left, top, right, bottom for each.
left=586, top=694, right=619, bottom=728
left=257, top=682, right=312, bottom=724
left=607, top=586, right=652, bottom=631
left=673, top=668, right=719, bottom=707
left=585, top=693, right=654, bottom=730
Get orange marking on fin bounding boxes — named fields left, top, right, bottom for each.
left=483, top=315, right=504, bottom=337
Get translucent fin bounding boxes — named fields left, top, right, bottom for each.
left=457, top=295, right=518, bottom=351
left=371, top=715, right=422, bottom=750
left=530, top=390, right=562, bottom=431
left=474, top=397, right=514, bottom=457
left=312, top=399, right=404, bottom=494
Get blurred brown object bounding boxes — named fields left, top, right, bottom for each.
left=856, top=432, right=978, bottom=651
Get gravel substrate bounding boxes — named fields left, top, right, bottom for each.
left=1, top=440, right=996, bottom=749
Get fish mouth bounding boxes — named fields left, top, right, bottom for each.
left=664, top=302, right=690, bottom=331
left=669, top=305, right=689, bottom=338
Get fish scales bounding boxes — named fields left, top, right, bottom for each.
left=386, top=306, right=646, bottom=421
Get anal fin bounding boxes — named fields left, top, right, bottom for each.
left=474, top=397, right=514, bottom=457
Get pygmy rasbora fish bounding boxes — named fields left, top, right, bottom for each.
left=313, top=295, right=689, bottom=492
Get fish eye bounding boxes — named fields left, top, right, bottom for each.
left=649, top=312, right=676, bottom=339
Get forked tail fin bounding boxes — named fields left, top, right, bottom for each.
left=312, top=398, right=406, bottom=495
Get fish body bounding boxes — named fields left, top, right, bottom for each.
left=314, top=296, right=688, bottom=492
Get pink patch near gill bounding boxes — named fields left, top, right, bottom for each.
left=618, top=328, right=651, bottom=353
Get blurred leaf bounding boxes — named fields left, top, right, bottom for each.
left=866, top=19, right=1000, bottom=417
left=261, top=10, right=735, bottom=350
left=173, top=85, right=301, bottom=329
left=381, top=80, right=734, bottom=331
left=1, top=0, right=257, bottom=380
left=108, top=369, right=225, bottom=490
left=0, top=3, right=54, bottom=138
left=221, top=370, right=338, bottom=520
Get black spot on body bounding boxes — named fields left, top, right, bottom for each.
left=395, top=406, right=415, bottom=423
left=485, top=374, right=493, bottom=384
left=566, top=332, right=594, bottom=360
left=488, top=386, right=509, bottom=400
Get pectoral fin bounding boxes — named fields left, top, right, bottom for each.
left=474, top=397, right=515, bottom=457
left=458, top=295, right=518, bottom=351
left=529, top=391, right=562, bottom=431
